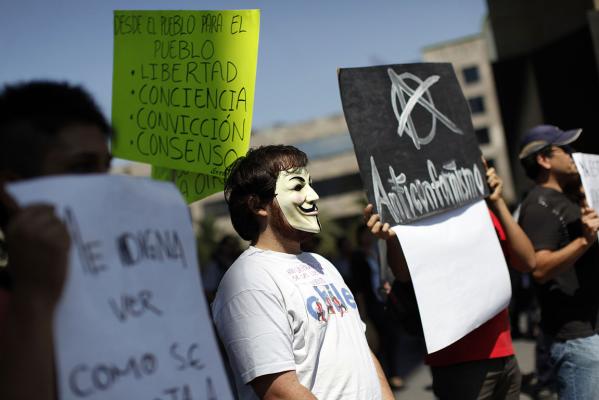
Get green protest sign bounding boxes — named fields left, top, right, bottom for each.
left=152, top=166, right=224, bottom=204
left=112, top=10, right=260, bottom=178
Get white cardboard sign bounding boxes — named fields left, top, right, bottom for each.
left=573, top=152, right=599, bottom=210
left=8, top=175, right=233, bottom=400
left=392, top=199, right=511, bottom=353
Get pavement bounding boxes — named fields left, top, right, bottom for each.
left=390, top=337, right=539, bottom=399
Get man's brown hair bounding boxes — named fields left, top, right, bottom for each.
left=224, top=145, right=308, bottom=242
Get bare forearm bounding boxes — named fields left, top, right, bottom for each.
left=0, top=294, right=56, bottom=400
left=534, top=238, right=591, bottom=283
left=261, top=386, right=317, bottom=400
left=251, top=370, right=317, bottom=400
left=489, top=198, right=536, bottom=272
left=371, top=351, right=394, bottom=400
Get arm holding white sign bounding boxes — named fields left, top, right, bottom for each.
left=363, top=204, right=410, bottom=283
left=519, top=146, right=599, bottom=284
left=530, top=187, right=599, bottom=284
left=0, top=188, right=68, bottom=400
left=484, top=165, right=536, bottom=273
left=363, top=167, right=534, bottom=396
left=364, top=166, right=536, bottom=278
left=529, top=205, right=599, bottom=284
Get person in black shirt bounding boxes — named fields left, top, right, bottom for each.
left=518, top=125, right=599, bottom=399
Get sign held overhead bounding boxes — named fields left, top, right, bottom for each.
left=338, top=63, right=488, bottom=225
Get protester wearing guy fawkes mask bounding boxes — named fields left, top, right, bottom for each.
left=274, top=167, right=321, bottom=235
left=212, top=145, right=394, bottom=400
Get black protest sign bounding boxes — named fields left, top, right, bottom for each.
left=338, top=63, right=488, bottom=225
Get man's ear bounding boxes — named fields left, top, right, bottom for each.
left=536, top=152, right=552, bottom=170
left=249, top=195, right=268, bottom=217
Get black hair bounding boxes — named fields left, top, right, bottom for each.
left=224, top=145, right=308, bottom=242
left=520, top=145, right=554, bottom=181
left=0, top=81, right=111, bottom=177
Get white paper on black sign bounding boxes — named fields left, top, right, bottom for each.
left=392, top=200, right=511, bottom=353
left=7, top=175, right=233, bottom=400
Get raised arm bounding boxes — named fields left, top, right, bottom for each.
left=363, top=204, right=410, bottom=282
left=0, top=188, right=70, bottom=400
left=485, top=166, right=536, bottom=272
left=532, top=206, right=599, bottom=283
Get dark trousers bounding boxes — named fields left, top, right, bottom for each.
left=431, top=355, right=521, bottom=400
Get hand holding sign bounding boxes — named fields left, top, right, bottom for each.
left=581, top=206, right=599, bottom=246
left=0, top=184, right=69, bottom=306
left=483, top=158, right=504, bottom=204
left=573, top=153, right=599, bottom=210
left=363, top=203, right=396, bottom=241
left=7, top=175, right=233, bottom=400
left=572, top=153, right=599, bottom=245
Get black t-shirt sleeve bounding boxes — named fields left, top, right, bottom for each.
left=519, top=202, right=563, bottom=251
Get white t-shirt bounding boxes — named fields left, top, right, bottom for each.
left=211, top=246, right=381, bottom=400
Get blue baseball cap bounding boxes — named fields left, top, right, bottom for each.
left=518, top=124, right=582, bottom=159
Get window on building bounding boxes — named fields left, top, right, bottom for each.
left=475, top=127, right=490, bottom=144
left=462, top=66, right=480, bottom=84
left=468, top=96, right=485, bottom=114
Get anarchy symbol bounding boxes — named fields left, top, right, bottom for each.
left=388, top=69, right=463, bottom=150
